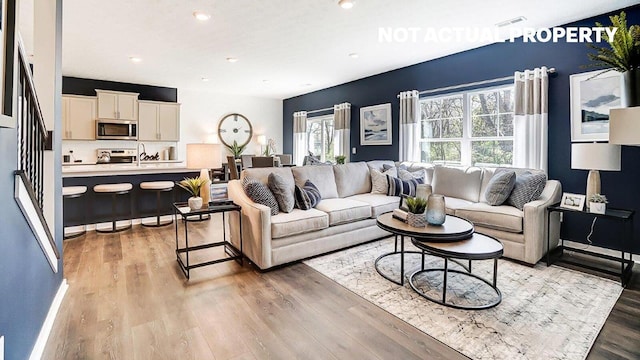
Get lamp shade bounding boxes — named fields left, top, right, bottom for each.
left=257, top=135, right=267, bottom=145
left=609, top=107, right=640, bottom=145
left=186, top=143, right=221, bottom=169
left=571, top=143, right=621, bottom=171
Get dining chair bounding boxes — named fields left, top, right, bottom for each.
left=241, top=154, right=254, bottom=168
left=227, top=156, right=240, bottom=180
left=274, top=154, right=293, bottom=165
left=251, top=156, right=275, bottom=168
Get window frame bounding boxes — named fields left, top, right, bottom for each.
left=418, top=84, right=515, bottom=167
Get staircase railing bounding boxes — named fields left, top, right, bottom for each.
left=14, top=44, right=59, bottom=271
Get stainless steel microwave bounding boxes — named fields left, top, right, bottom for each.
left=96, top=119, right=138, bottom=140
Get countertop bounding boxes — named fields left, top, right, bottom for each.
left=62, top=161, right=196, bottom=177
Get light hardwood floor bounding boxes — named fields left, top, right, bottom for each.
left=43, top=215, right=639, bottom=359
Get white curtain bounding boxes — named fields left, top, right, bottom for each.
left=333, top=103, right=351, bottom=162
left=513, top=67, right=549, bottom=172
left=293, top=111, right=308, bottom=166
left=399, top=90, right=421, bottom=162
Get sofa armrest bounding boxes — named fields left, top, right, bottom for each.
left=522, top=179, right=562, bottom=264
left=227, top=180, right=273, bottom=269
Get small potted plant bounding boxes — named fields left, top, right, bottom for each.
left=178, top=177, right=206, bottom=210
left=405, top=196, right=427, bottom=227
left=588, top=194, right=608, bottom=214
left=335, top=155, right=346, bottom=164
left=225, top=140, right=247, bottom=159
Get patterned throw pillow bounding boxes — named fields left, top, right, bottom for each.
left=484, top=170, right=517, bottom=206
left=294, top=180, right=322, bottom=210
left=386, top=175, right=424, bottom=197
left=506, top=172, right=547, bottom=210
left=398, top=168, right=427, bottom=182
left=242, top=177, right=279, bottom=215
left=370, top=167, right=397, bottom=194
left=268, top=173, right=295, bottom=213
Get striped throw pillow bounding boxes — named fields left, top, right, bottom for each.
left=242, top=177, right=279, bottom=215
left=386, top=175, right=424, bottom=197
left=294, top=180, right=322, bottom=210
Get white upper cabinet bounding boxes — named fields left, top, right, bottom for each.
left=62, top=95, right=97, bottom=140
left=96, top=90, right=139, bottom=120
left=138, top=100, right=180, bottom=141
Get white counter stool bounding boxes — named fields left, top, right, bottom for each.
left=93, top=182, right=133, bottom=233
left=63, top=186, right=88, bottom=239
left=140, top=181, right=175, bottom=227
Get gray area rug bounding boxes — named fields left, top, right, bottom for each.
left=304, top=237, right=622, bottom=360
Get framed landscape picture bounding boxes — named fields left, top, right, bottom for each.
left=570, top=70, right=622, bottom=142
left=360, top=103, right=392, bottom=145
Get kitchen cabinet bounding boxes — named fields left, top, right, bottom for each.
left=62, top=95, right=97, bottom=140
left=138, top=100, right=180, bottom=141
left=96, top=90, right=139, bottom=120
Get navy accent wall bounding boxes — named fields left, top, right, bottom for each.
left=63, top=76, right=178, bottom=102
left=283, top=5, right=640, bottom=253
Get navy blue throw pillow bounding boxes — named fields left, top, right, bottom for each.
left=294, top=180, right=322, bottom=210
left=386, top=175, right=424, bottom=197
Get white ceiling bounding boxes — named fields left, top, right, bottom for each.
left=21, top=0, right=640, bottom=100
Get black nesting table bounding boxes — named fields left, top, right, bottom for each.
left=546, top=203, right=635, bottom=286
left=173, top=201, right=243, bottom=279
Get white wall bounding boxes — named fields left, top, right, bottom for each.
left=62, top=89, right=283, bottom=164
left=178, top=88, right=283, bottom=160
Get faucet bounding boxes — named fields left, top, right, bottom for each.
left=137, top=142, right=146, bottom=166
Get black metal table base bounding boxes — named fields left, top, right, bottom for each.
left=409, top=257, right=501, bottom=310
left=374, top=235, right=423, bottom=286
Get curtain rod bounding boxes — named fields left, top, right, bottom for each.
left=306, top=106, right=334, bottom=115
left=397, top=67, right=556, bottom=98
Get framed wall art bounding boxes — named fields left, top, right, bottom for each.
left=0, top=0, right=16, bottom=128
left=360, top=103, right=392, bottom=145
left=560, top=192, right=586, bottom=211
left=570, top=69, right=622, bottom=142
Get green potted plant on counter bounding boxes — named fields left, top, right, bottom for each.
left=178, top=177, right=206, bottom=210
left=588, top=194, right=608, bottom=214
left=335, top=155, right=346, bottom=164
left=405, top=196, right=427, bottom=228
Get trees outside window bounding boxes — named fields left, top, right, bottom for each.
left=307, top=115, right=335, bottom=163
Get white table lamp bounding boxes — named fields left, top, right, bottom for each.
left=609, top=107, right=640, bottom=145
left=187, top=143, right=222, bottom=204
left=571, top=143, right=621, bottom=205
left=257, top=135, right=267, bottom=154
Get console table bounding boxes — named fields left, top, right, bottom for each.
left=173, top=201, right=243, bottom=279
left=546, top=203, right=635, bottom=286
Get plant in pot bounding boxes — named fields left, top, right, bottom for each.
left=588, top=193, right=608, bottom=214
left=335, top=155, right=346, bottom=164
left=586, top=11, right=640, bottom=106
left=405, top=196, right=427, bottom=228
left=178, top=177, right=207, bottom=210
left=225, top=140, right=247, bottom=159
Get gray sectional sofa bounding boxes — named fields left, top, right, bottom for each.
left=228, top=160, right=561, bottom=270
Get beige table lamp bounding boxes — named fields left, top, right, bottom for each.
left=571, top=143, right=621, bottom=207
left=187, top=143, right=222, bottom=205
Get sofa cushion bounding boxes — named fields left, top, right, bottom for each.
left=387, top=175, right=424, bottom=197
left=455, top=203, right=523, bottom=233
left=370, top=167, right=397, bottom=194
left=292, top=166, right=339, bottom=199
left=268, top=173, right=295, bottom=213
left=315, top=198, right=372, bottom=226
left=243, top=177, right=279, bottom=216
left=366, top=160, right=396, bottom=172
left=484, top=170, right=516, bottom=206
left=333, top=162, right=371, bottom=197
left=432, top=166, right=483, bottom=202
left=271, top=208, right=329, bottom=239
left=506, top=172, right=547, bottom=210
left=444, top=197, right=474, bottom=215
left=348, top=193, right=400, bottom=218
left=242, top=167, right=295, bottom=193
left=294, top=180, right=322, bottom=210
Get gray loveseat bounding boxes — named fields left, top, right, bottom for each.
left=228, top=161, right=561, bottom=270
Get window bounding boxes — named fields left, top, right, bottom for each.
left=419, top=85, right=514, bottom=166
left=307, top=115, right=335, bottom=162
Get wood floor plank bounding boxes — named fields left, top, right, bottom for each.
left=41, top=220, right=640, bottom=360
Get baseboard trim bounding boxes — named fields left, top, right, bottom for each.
left=29, top=278, right=68, bottom=360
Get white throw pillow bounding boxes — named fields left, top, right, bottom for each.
left=398, top=168, right=427, bottom=182
left=371, top=167, right=397, bottom=194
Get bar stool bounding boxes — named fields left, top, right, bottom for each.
left=93, top=183, right=133, bottom=233
left=140, top=181, right=175, bottom=227
left=63, top=186, right=87, bottom=239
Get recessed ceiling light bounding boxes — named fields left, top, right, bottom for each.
left=226, top=57, right=238, bottom=63
left=262, top=79, right=270, bottom=83
left=301, top=83, right=312, bottom=87
left=201, top=77, right=209, bottom=82
left=349, top=53, right=359, bottom=58
left=129, top=56, right=142, bottom=63
left=495, top=16, right=527, bottom=27
left=193, top=11, right=211, bottom=21
left=338, top=0, right=355, bottom=9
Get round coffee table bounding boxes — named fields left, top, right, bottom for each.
left=409, top=233, right=503, bottom=310
left=375, top=213, right=474, bottom=285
